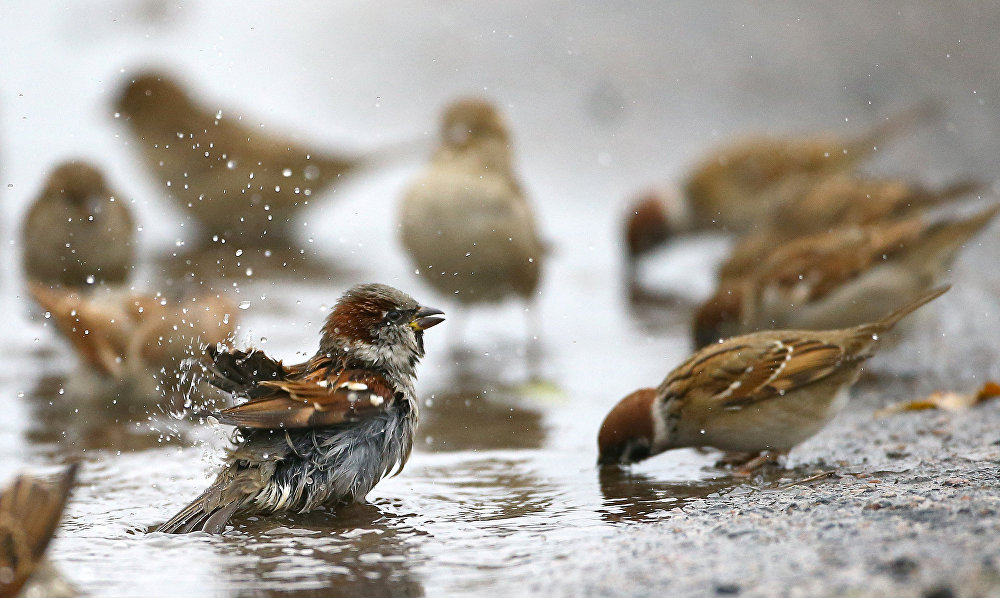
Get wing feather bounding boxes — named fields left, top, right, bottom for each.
left=216, top=369, right=396, bottom=429
left=663, top=337, right=848, bottom=411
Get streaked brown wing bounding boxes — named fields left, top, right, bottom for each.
left=756, top=218, right=922, bottom=303
left=664, top=337, right=846, bottom=410
left=216, top=369, right=396, bottom=429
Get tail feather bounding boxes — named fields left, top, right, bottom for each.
left=908, top=205, right=1000, bottom=273
left=926, top=204, right=1000, bottom=247
left=840, top=285, right=950, bottom=356
left=158, top=489, right=235, bottom=534
left=849, top=101, right=941, bottom=154
left=869, top=284, right=951, bottom=333
left=912, top=178, right=985, bottom=206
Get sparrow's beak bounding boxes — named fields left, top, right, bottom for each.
left=411, top=306, right=445, bottom=331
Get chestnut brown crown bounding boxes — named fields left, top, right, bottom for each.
left=598, top=388, right=658, bottom=466
left=625, top=192, right=673, bottom=260
left=692, top=283, right=746, bottom=349
left=321, top=283, right=444, bottom=354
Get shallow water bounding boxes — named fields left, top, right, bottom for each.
left=2, top=2, right=1000, bottom=597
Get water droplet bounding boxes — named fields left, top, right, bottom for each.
left=238, top=301, right=251, bottom=310
left=85, top=275, right=95, bottom=284
left=282, top=168, right=292, bottom=177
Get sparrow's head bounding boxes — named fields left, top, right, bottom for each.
left=692, top=284, right=745, bottom=349
left=624, top=186, right=688, bottom=262
left=598, top=388, right=659, bottom=466
left=440, top=98, right=510, bottom=149
left=115, top=71, right=191, bottom=123
left=322, top=283, right=444, bottom=376
left=42, top=161, right=111, bottom=207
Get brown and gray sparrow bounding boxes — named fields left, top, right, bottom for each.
left=158, top=283, right=443, bottom=533
left=21, top=161, right=135, bottom=288
left=0, top=464, right=77, bottom=598
left=115, top=71, right=367, bottom=244
left=694, top=206, right=998, bottom=348
left=599, top=286, right=949, bottom=470
left=716, top=174, right=982, bottom=281
left=682, top=104, right=936, bottom=234
left=398, top=98, right=544, bottom=310
left=29, top=282, right=238, bottom=397
left=623, top=105, right=937, bottom=268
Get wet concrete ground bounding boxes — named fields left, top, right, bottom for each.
left=540, top=382, right=1000, bottom=598
left=2, top=2, right=1000, bottom=597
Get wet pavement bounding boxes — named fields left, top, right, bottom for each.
left=2, top=2, right=1000, bottom=597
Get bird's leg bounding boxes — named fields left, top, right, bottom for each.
left=524, top=298, right=544, bottom=381
left=735, top=451, right=785, bottom=477
left=717, top=450, right=785, bottom=476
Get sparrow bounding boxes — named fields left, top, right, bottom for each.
left=115, top=71, right=368, bottom=244
left=398, top=98, right=544, bottom=309
left=623, top=104, right=937, bottom=268
left=598, top=286, right=949, bottom=470
left=683, top=103, right=936, bottom=233
left=716, top=174, right=982, bottom=281
left=694, top=206, right=998, bottom=348
left=158, top=283, right=444, bottom=534
left=0, top=464, right=77, bottom=598
left=28, top=282, right=238, bottom=397
left=21, top=161, right=135, bottom=288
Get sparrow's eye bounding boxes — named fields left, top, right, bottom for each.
left=385, top=310, right=404, bottom=324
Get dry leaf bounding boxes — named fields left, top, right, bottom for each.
left=874, top=381, right=1000, bottom=418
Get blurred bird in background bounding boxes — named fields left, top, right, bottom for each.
left=21, top=161, right=135, bottom=289
left=0, top=464, right=77, bottom=598
left=716, top=174, right=983, bottom=281
left=623, top=104, right=939, bottom=297
left=28, top=282, right=238, bottom=405
left=115, top=70, right=413, bottom=247
left=399, top=98, right=545, bottom=347
left=693, top=206, right=998, bottom=347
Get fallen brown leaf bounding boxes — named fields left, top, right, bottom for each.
left=874, top=381, right=1000, bottom=418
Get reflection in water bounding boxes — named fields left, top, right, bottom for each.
left=417, top=457, right=555, bottom=527
left=597, top=467, right=739, bottom=525
left=625, top=295, right=698, bottom=340
left=23, top=372, right=194, bottom=454
left=220, top=506, right=425, bottom=598
left=418, top=389, right=545, bottom=452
